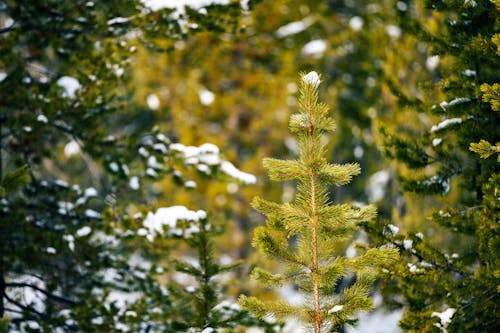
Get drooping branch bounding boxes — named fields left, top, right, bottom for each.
left=2, top=292, right=45, bottom=318
left=5, top=283, right=76, bottom=305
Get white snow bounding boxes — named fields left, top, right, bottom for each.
left=57, top=76, right=81, bottom=98
left=403, top=239, right=413, bottom=250
left=201, top=328, right=215, bottom=333
left=407, top=263, right=418, bottom=273
left=430, top=118, right=462, bottom=132
left=439, top=97, right=471, bottom=110
left=147, top=156, right=163, bottom=169
left=37, top=114, right=48, bottom=123
left=184, top=180, right=197, bottom=188
left=220, top=161, right=256, bottom=184
left=107, top=17, right=130, bottom=25
left=142, top=206, right=206, bottom=240
left=109, top=162, right=120, bottom=172
left=346, top=308, right=403, bottom=333
left=275, top=17, right=315, bottom=37
left=125, top=310, right=137, bottom=317
left=463, top=69, right=476, bottom=77
left=367, top=170, right=391, bottom=202
left=302, top=71, right=321, bottom=88
left=147, top=93, right=160, bottom=110
left=328, top=305, right=344, bottom=313
left=387, top=224, right=399, bottom=235
left=432, top=138, right=443, bottom=147
left=142, top=0, right=231, bottom=12
left=431, top=308, right=456, bottom=333
left=58, top=201, right=75, bottom=215
left=386, top=25, right=401, bottom=38
left=84, top=187, right=98, bottom=197
left=85, top=209, right=101, bottom=219
left=153, top=143, right=168, bottom=153
left=26, top=321, right=40, bottom=330
left=199, top=89, right=215, bottom=106
left=55, top=179, right=69, bottom=187
left=63, top=234, right=75, bottom=251
left=129, top=176, right=140, bottom=190
left=278, top=284, right=302, bottom=306
left=170, top=142, right=254, bottom=182
left=349, top=16, right=363, bottom=31
left=302, top=39, right=327, bottom=57
left=64, top=140, right=81, bottom=157
left=146, top=168, right=158, bottom=177
left=396, top=1, right=408, bottom=11
left=138, top=147, right=149, bottom=157
left=76, top=226, right=92, bottom=237
left=426, top=55, right=440, bottom=70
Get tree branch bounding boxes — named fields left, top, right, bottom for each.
left=5, top=283, right=76, bottom=305
left=2, top=292, right=45, bottom=318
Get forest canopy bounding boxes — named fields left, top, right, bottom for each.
left=0, top=0, right=498, bottom=332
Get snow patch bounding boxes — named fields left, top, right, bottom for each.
left=367, top=170, right=391, bottom=202
left=302, top=71, right=321, bottom=88
left=349, top=16, right=363, bottom=31
left=76, top=226, right=92, bottom=237
left=198, top=89, right=215, bottom=106
left=387, top=224, right=399, bottom=235
left=107, top=17, right=130, bottom=25
left=142, top=206, right=206, bottom=241
left=328, top=305, right=344, bottom=313
left=147, top=93, right=160, bottom=110
left=302, top=39, right=327, bottom=57
left=57, top=76, right=81, bottom=98
left=426, top=56, right=439, bottom=71
left=431, top=118, right=462, bottom=132
left=432, top=138, right=443, bottom=147
left=220, top=161, right=256, bottom=184
left=64, top=140, right=81, bottom=157
left=386, top=25, right=401, bottom=38
left=431, top=308, right=456, bottom=333
left=37, top=114, right=48, bottom=123
left=129, top=176, right=140, bottom=190
left=275, top=17, right=315, bottom=37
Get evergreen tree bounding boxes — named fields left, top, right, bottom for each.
left=239, top=72, right=398, bottom=332
left=167, top=216, right=280, bottom=332
left=0, top=1, right=253, bottom=331
left=364, top=0, right=500, bottom=331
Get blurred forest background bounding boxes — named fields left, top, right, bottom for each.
left=0, top=0, right=498, bottom=332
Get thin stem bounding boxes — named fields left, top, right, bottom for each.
left=307, top=85, right=322, bottom=333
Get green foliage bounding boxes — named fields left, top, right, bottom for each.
left=0, top=164, right=30, bottom=197
left=369, top=0, right=500, bottom=331
left=0, top=0, right=257, bottom=331
left=166, top=216, right=280, bottom=332
left=239, top=72, right=398, bottom=332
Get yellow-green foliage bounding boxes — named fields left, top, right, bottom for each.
left=239, top=72, right=398, bottom=333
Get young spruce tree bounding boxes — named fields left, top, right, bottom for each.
left=239, top=72, right=399, bottom=332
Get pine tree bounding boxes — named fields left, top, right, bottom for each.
left=167, top=216, right=280, bottom=333
left=364, top=0, right=500, bottom=331
left=239, top=72, right=398, bottom=332
left=0, top=1, right=250, bottom=331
